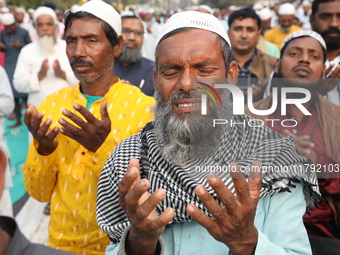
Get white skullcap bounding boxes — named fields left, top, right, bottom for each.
left=73, top=0, right=121, bottom=36
left=28, top=8, right=35, bottom=14
left=1, top=13, right=15, bottom=25
left=302, top=1, right=310, bottom=7
left=15, top=7, right=26, bottom=14
left=34, top=6, right=57, bottom=24
left=70, top=4, right=80, bottom=12
left=228, top=5, right=237, bottom=11
left=155, top=11, right=230, bottom=47
left=253, top=3, right=264, bottom=11
left=196, top=5, right=213, bottom=14
left=281, top=30, right=326, bottom=51
left=257, top=8, right=273, bottom=20
left=1, top=7, right=9, bottom=13
left=278, top=3, right=295, bottom=15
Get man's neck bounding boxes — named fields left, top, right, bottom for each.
left=327, top=49, right=340, bottom=61
left=80, top=72, right=116, bottom=96
left=232, top=49, right=255, bottom=68
left=0, top=228, right=12, bottom=255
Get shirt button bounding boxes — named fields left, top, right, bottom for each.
left=81, top=151, right=86, bottom=155
left=292, top=129, right=298, bottom=134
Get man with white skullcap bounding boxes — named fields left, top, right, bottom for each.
left=13, top=6, right=77, bottom=110
left=22, top=1, right=154, bottom=254
left=247, top=29, right=340, bottom=255
left=0, top=12, right=31, bottom=128
left=15, top=7, right=36, bottom=41
left=97, top=11, right=319, bottom=255
left=264, top=3, right=303, bottom=49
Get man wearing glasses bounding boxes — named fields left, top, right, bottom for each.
left=114, top=11, right=155, bottom=96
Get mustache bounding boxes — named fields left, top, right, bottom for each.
left=321, top=28, right=340, bottom=37
left=123, top=40, right=138, bottom=48
left=168, top=91, right=203, bottom=102
left=292, top=64, right=313, bottom=74
left=70, top=58, right=93, bottom=67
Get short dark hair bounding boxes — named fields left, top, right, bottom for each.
left=228, top=8, right=262, bottom=30
left=311, top=0, right=339, bottom=16
left=64, top=12, right=119, bottom=47
left=280, top=36, right=327, bottom=63
left=154, top=27, right=232, bottom=75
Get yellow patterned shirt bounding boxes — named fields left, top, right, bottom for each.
left=23, top=79, right=154, bottom=255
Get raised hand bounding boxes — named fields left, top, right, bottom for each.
left=38, top=59, right=49, bottom=81
left=24, top=104, right=59, bottom=155
left=284, top=130, right=317, bottom=163
left=58, top=101, right=111, bottom=152
left=119, top=159, right=174, bottom=255
left=53, top=59, right=66, bottom=80
left=187, top=161, right=262, bottom=255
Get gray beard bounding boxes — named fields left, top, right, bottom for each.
left=39, top=35, right=55, bottom=54
left=118, top=47, right=142, bottom=63
left=280, top=25, right=291, bottom=33
left=154, top=87, right=233, bottom=167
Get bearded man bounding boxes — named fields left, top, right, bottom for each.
left=97, top=11, right=319, bottom=255
left=114, top=11, right=155, bottom=96
left=13, top=6, right=78, bottom=108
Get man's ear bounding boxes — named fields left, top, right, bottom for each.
left=274, top=59, right=281, bottom=73
left=113, top=36, right=124, bottom=58
left=153, top=68, right=157, bottom=89
left=227, top=61, right=238, bottom=85
left=309, top=14, right=314, bottom=28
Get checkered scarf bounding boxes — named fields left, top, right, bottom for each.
left=96, top=115, right=320, bottom=243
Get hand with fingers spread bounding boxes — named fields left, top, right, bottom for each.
left=119, top=159, right=174, bottom=255
left=187, top=161, right=262, bottom=255
left=284, top=130, right=317, bottom=163
left=58, top=101, right=111, bottom=152
left=24, top=104, right=59, bottom=156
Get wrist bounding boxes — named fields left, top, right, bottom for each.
left=125, top=227, right=160, bottom=255
left=228, top=228, right=258, bottom=255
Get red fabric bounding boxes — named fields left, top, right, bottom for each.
left=270, top=106, right=340, bottom=238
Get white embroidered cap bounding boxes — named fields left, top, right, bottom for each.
left=73, top=0, right=121, bottom=36
left=281, top=30, right=327, bottom=51
left=155, top=11, right=231, bottom=47
left=278, top=3, right=295, bottom=15
left=257, top=8, right=273, bottom=21
left=1, top=13, right=15, bottom=25
left=34, top=6, right=57, bottom=24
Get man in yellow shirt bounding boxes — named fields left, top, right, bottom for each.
left=264, top=3, right=303, bottom=49
left=22, top=2, right=154, bottom=255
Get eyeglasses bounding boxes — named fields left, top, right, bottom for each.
left=122, top=28, right=144, bottom=36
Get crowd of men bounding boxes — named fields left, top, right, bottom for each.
left=0, top=0, right=340, bottom=254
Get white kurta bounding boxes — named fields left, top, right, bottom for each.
left=0, top=66, right=14, bottom=216
left=13, top=39, right=78, bottom=107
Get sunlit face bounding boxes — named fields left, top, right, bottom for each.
left=65, top=17, right=122, bottom=83
left=154, top=29, right=237, bottom=117
left=35, top=15, right=57, bottom=39
left=228, top=17, right=261, bottom=55
left=276, top=37, right=325, bottom=88
left=121, top=17, right=144, bottom=50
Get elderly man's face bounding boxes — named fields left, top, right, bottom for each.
left=279, top=14, right=295, bottom=32
left=154, top=29, right=231, bottom=117
left=310, top=1, right=340, bottom=51
left=65, top=17, right=121, bottom=83
left=153, top=29, right=238, bottom=166
left=275, top=37, right=324, bottom=88
left=36, top=15, right=57, bottom=38
left=15, top=11, right=24, bottom=23
left=228, top=17, right=261, bottom=55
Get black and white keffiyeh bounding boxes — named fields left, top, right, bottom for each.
left=96, top=115, right=320, bottom=243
